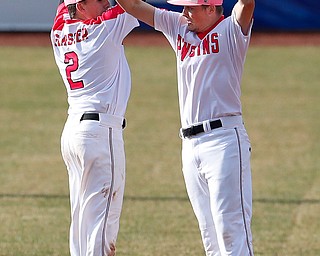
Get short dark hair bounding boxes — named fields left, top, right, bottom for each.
left=67, top=0, right=86, bottom=19
left=215, top=5, right=224, bottom=15
left=67, top=4, right=77, bottom=19
left=202, top=5, right=224, bottom=15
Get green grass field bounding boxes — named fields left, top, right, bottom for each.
left=0, top=44, right=319, bottom=256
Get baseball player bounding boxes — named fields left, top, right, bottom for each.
left=50, top=0, right=138, bottom=255
left=115, top=0, right=255, bottom=255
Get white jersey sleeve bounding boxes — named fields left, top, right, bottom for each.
left=154, top=8, right=253, bottom=127
left=154, top=9, right=184, bottom=50
left=51, top=4, right=139, bottom=116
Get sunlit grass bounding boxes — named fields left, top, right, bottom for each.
left=0, top=45, right=319, bottom=255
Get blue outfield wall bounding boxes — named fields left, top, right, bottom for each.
left=141, top=0, right=320, bottom=31
left=241, top=0, right=320, bottom=31
left=0, top=0, right=318, bottom=32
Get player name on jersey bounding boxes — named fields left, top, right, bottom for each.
left=53, top=27, right=89, bottom=47
left=177, top=33, right=220, bottom=61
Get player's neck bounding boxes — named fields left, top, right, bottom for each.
left=74, top=12, right=86, bottom=20
left=197, top=15, right=224, bottom=39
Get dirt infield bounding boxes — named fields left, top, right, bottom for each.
left=0, top=31, right=320, bottom=47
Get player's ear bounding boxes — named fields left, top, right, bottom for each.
left=206, top=5, right=215, bottom=16
left=76, top=2, right=85, bottom=14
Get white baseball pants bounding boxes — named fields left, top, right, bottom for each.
left=181, top=116, right=254, bottom=256
left=61, top=113, right=125, bottom=256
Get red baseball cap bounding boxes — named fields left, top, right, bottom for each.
left=64, top=0, right=82, bottom=6
left=167, top=0, right=223, bottom=6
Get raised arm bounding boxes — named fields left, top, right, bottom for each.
left=116, top=0, right=156, bottom=27
left=233, top=0, right=255, bottom=35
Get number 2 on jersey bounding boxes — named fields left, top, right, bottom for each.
left=64, top=52, right=84, bottom=90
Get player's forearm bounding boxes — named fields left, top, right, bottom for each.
left=238, top=0, right=255, bottom=6
left=236, top=0, right=255, bottom=17
left=236, top=0, right=255, bottom=14
left=116, top=0, right=155, bottom=27
left=116, top=0, right=149, bottom=15
left=116, top=0, right=136, bottom=13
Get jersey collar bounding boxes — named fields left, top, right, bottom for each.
left=197, top=15, right=224, bottom=40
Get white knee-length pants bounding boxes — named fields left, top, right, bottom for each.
left=61, top=113, right=125, bottom=256
left=181, top=116, right=254, bottom=256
